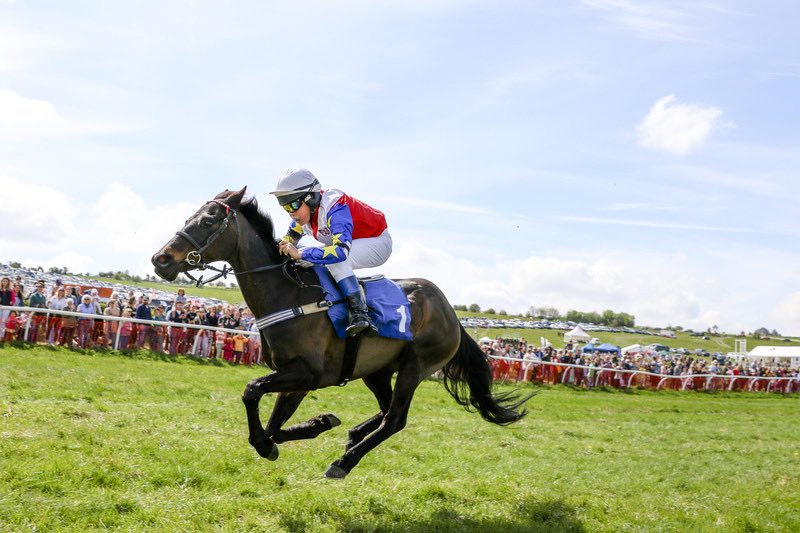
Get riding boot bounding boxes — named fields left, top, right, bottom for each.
left=345, top=288, right=375, bottom=337
left=337, top=275, right=376, bottom=337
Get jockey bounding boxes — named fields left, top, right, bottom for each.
left=270, top=168, right=392, bottom=337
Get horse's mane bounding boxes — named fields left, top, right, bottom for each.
left=238, top=196, right=281, bottom=260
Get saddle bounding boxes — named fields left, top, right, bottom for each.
left=311, top=266, right=413, bottom=342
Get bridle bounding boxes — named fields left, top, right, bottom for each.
left=175, top=199, right=236, bottom=269
left=171, top=197, right=323, bottom=292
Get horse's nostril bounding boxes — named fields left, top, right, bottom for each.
left=154, top=253, right=173, bottom=267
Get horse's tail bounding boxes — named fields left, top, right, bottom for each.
left=441, top=326, right=534, bottom=426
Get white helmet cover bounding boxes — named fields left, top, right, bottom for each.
left=270, top=168, right=321, bottom=204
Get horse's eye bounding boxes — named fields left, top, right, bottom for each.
left=203, top=219, right=215, bottom=227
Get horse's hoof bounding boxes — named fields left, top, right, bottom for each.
left=251, top=439, right=279, bottom=461
left=323, top=464, right=348, bottom=479
left=323, top=414, right=341, bottom=428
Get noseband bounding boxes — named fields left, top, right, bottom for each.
left=175, top=199, right=235, bottom=267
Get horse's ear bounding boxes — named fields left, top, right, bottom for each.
left=226, top=186, right=247, bottom=209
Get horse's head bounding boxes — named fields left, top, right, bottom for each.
left=151, top=187, right=247, bottom=281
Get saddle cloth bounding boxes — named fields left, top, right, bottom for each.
left=312, top=265, right=413, bottom=341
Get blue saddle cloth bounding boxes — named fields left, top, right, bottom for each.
left=312, top=266, right=413, bottom=341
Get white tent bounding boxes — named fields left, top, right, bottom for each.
left=742, top=346, right=800, bottom=367
left=479, top=336, right=493, bottom=345
left=565, top=326, right=591, bottom=343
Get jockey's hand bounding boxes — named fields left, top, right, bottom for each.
left=278, top=241, right=302, bottom=260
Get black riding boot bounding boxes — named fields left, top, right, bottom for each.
left=345, top=289, right=375, bottom=337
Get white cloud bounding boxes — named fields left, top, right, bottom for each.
left=637, top=94, right=722, bottom=155
left=582, top=0, right=695, bottom=42
left=0, top=176, right=77, bottom=249
left=0, top=177, right=199, bottom=276
left=91, top=183, right=198, bottom=256
left=770, top=292, right=800, bottom=335
left=0, top=89, right=56, bottom=126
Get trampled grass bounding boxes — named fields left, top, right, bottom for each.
left=1, top=344, right=798, bottom=532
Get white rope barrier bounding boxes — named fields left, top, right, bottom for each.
left=0, top=304, right=259, bottom=353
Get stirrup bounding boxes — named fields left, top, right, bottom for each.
left=346, top=314, right=375, bottom=337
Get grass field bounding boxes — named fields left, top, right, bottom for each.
left=1, top=345, right=798, bottom=532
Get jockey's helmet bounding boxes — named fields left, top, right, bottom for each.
left=270, top=168, right=322, bottom=210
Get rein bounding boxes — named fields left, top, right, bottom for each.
left=174, top=199, right=327, bottom=297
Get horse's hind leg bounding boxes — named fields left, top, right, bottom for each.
left=266, top=391, right=342, bottom=445
left=346, top=367, right=393, bottom=450
left=325, top=360, right=422, bottom=479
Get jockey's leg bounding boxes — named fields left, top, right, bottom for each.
left=326, top=230, right=393, bottom=337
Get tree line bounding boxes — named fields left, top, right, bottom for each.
left=454, top=303, right=635, bottom=327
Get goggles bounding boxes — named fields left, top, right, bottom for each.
left=282, top=197, right=304, bottom=213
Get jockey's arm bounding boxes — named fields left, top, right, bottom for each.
left=299, top=202, right=353, bottom=265
left=279, top=221, right=304, bottom=245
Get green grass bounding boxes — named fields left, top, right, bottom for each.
left=1, top=345, right=798, bottom=532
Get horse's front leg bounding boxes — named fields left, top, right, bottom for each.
left=266, top=391, right=342, bottom=445
left=242, top=357, right=318, bottom=460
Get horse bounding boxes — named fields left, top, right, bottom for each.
left=151, top=187, right=532, bottom=478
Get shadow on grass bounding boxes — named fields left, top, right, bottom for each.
left=279, top=497, right=584, bottom=533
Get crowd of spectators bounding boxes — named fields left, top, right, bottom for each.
left=480, top=338, right=800, bottom=392
left=3, top=264, right=799, bottom=389
left=0, top=273, right=262, bottom=365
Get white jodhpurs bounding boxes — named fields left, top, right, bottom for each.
left=326, top=230, right=392, bottom=282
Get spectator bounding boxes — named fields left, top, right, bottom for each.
left=522, top=347, right=540, bottom=382
left=214, top=329, right=226, bottom=359
left=66, top=285, right=80, bottom=306
left=47, top=286, right=69, bottom=345
left=12, top=281, right=26, bottom=307
left=27, top=280, right=48, bottom=343
left=151, top=306, right=167, bottom=353
left=89, top=289, right=102, bottom=312
left=50, top=278, right=62, bottom=297
left=222, top=333, right=234, bottom=362
left=3, top=310, right=20, bottom=342
left=205, top=305, right=219, bottom=328
left=118, top=309, right=133, bottom=349
left=220, top=306, right=238, bottom=329
left=193, top=307, right=211, bottom=357
left=167, top=301, right=187, bottom=355
left=232, top=327, right=248, bottom=364
left=60, top=299, right=78, bottom=347
left=182, top=302, right=199, bottom=353
left=103, top=298, right=121, bottom=348
left=76, top=294, right=96, bottom=348
left=174, top=288, right=188, bottom=305
left=0, top=277, right=14, bottom=338
left=247, top=321, right=261, bottom=365
left=135, top=296, right=153, bottom=349
left=89, top=289, right=104, bottom=343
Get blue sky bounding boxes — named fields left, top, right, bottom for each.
left=1, top=1, right=798, bottom=335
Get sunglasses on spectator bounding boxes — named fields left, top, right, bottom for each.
left=282, top=198, right=304, bottom=213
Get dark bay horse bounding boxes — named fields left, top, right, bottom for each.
left=151, top=187, right=531, bottom=478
